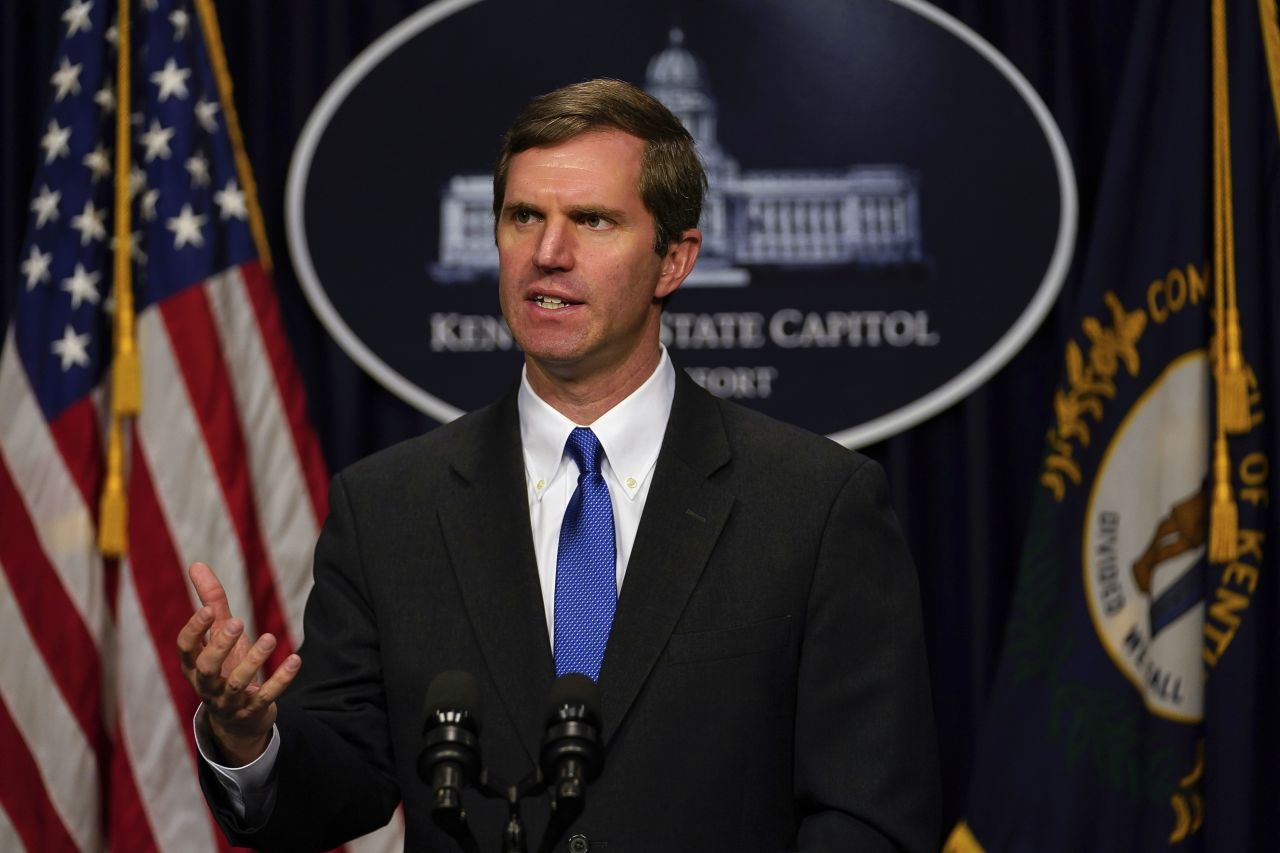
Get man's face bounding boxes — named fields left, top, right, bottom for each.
left=497, top=129, right=696, bottom=385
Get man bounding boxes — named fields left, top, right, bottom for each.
left=179, top=79, right=940, bottom=852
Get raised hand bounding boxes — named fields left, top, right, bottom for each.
left=177, top=561, right=302, bottom=766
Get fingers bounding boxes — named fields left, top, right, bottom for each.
left=225, top=633, right=278, bottom=694
left=244, top=654, right=301, bottom=714
left=193, top=618, right=244, bottom=696
left=188, top=561, right=233, bottom=622
left=176, top=606, right=214, bottom=672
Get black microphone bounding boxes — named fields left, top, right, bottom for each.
left=539, top=673, right=603, bottom=808
left=417, top=670, right=482, bottom=818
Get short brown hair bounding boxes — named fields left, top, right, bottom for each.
left=492, top=78, right=706, bottom=255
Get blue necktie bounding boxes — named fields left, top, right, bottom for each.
left=553, top=427, right=617, bottom=681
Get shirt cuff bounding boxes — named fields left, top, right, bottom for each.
left=192, top=703, right=280, bottom=824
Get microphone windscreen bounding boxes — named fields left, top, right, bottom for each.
left=545, top=672, right=601, bottom=723
left=423, top=670, right=482, bottom=726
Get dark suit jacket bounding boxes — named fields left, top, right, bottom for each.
left=201, top=371, right=941, bottom=852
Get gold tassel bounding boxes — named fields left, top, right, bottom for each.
left=98, top=418, right=128, bottom=555
left=98, top=0, right=134, bottom=557
left=1209, top=436, right=1238, bottom=563
left=1220, top=308, right=1250, bottom=432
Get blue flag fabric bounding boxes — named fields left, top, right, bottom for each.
left=950, top=2, right=1279, bottom=850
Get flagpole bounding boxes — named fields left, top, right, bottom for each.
left=1260, top=0, right=1280, bottom=140
left=193, top=0, right=274, bottom=272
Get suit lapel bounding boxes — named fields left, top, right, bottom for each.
left=598, top=372, right=734, bottom=742
left=436, top=389, right=553, bottom=763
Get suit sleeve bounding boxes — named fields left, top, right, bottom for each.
left=793, top=458, right=941, bottom=853
left=201, top=473, right=402, bottom=851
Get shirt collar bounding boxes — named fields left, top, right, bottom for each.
left=518, top=347, right=676, bottom=502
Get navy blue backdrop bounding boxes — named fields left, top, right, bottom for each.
left=0, top=0, right=1139, bottom=832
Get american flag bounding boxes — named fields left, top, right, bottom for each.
left=0, top=1, right=401, bottom=850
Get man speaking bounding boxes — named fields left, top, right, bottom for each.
left=177, top=79, right=941, bottom=852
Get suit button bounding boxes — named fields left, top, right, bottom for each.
left=568, top=834, right=590, bottom=853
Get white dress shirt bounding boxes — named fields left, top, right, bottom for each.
left=519, top=348, right=675, bottom=641
left=197, top=349, right=677, bottom=819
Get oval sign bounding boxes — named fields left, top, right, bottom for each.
left=287, top=0, right=1076, bottom=446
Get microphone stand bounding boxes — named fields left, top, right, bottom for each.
left=470, top=766, right=545, bottom=853
left=441, top=763, right=580, bottom=853
left=431, top=806, right=482, bottom=853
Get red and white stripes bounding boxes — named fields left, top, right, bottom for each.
left=0, top=261, right=412, bottom=851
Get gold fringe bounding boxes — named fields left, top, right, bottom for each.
left=193, top=0, right=274, bottom=272
left=1169, top=795, right=1190, bottom=843
left=1260, top=0, right=1280, bottom=141
left=98, top=417, right=128, bottom=555
left=99, top=0, right=134, bottom=557
left=1209, top=437, right=1239, bottom=563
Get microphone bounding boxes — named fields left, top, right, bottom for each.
left=539, top=673, right=603, bottom=808
left=417, top=670, right=482, bottom=818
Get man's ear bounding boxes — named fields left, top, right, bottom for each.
left=655, top=228, right=702, bottom=300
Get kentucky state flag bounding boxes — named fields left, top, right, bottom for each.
left=947, top=1, right=1279, bottom=850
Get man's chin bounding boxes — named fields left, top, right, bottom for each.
left=523, top=348, right=592, bottom=377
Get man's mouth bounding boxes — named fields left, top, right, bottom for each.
left=532, top=294, right=577, bottom=310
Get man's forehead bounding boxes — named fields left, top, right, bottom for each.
left=504, top=129, right=646, bottom=201
left=510, top=129, right=644, bottom=173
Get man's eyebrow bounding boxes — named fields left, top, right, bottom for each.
left=566, top=204, right=629, bottom=222
left=501, top=201, right=540, bottom=216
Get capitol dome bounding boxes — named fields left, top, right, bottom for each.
left=646, top=29, right=705, bottom=89
left=644, top=27, right=719, bottom=161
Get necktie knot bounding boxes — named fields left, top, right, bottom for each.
left=566, top=427, right=603, bottom=475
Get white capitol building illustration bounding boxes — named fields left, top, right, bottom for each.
left=433, top=30, right=924, bottom=286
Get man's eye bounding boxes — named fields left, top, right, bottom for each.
left=582, top=214, right=609, bottom=229
left=513, top=210, right=535, bottom=224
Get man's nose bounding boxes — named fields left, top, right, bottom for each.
left=534, top=218, right=575, bottom=272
